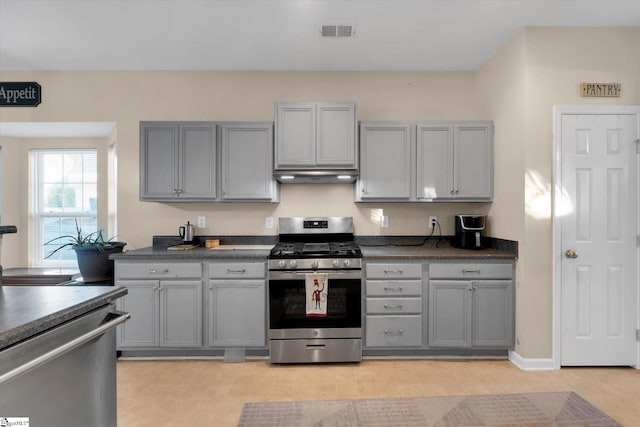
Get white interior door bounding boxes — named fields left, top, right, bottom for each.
left=560, top=112, right=638, bottom=366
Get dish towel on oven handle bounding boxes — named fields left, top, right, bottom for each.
left=306, top=273, right=328, bottom=317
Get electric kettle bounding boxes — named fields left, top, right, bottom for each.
left=179, top=221, right=196, bottom=243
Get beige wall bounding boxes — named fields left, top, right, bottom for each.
left=477, top=26, right=640, bottom=358
left=476, top=30, right=528, bottom=354
left=1, top=27, right=639, bottom=359
left=0, top=71, right=487, bottom=259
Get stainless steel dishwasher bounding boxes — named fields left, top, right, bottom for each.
left=0, top=304, right=129, bottom=426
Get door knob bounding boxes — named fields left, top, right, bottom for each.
left=565, top=249, right=578, bottom=258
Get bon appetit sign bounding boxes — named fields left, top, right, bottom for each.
left=0, top=82, right=41, bottom=107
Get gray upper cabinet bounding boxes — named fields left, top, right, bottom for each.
left=417, top=122, right=493, bottom=201
left=275, top=102, right=357, bottom=169
left=140, top=122, right=216, bottom=201
left=356, top=123, right=411, bottom=200
left=220, top=122, right=278, bottom=201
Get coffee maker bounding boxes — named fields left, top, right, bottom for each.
left=454, top=215, right=486, bottom=249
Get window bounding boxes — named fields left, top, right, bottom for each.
left=33, top=149, right=98, bottom=267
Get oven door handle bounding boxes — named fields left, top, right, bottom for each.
left=268, top=270, right=362, bottom=280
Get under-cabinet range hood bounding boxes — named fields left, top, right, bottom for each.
left=274, top=169, right=358, bottom=184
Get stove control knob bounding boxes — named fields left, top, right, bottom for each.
left=289, top=260, right=297, bottom=269
left=332, top=259, right=340, bottom=268
left=344, top=259, right=352, bottom=268
left=311, top=260, right=319, bottom=269
left=278, top=260, right=286, bottom=269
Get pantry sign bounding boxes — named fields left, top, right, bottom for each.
left=580, top=82, right=621, bottom=97
left=0, top=82, right=41, bottom=107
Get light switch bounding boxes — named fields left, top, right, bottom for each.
left=381, top=215, right=389, bottom=228
left=266, top=216, right=274, bottom=229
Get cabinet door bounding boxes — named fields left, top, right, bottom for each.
left=472, top=280, right=514, bottom=348
left=209, top=280, right=266, bottom=347
left=160, top=280, right=202, bottom=347
left=454, top=123, right=493, bottom=200
left=179, top=124, right=217, bottom=200
left=140, top=123, right=179, bottom=200
left=316, top=103, right=356, bottom=167
left=428, top=280, right=472, bottom=347
left=221, top=123, right=276, bottom=200
left=275, top=103, right=316, bottom=167
left=358, top=123, right=411, bottom=199
left=417, top=124, right=454, bottom=200
left=116, top=280, right=159, bottom=348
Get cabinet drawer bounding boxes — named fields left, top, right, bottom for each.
left=366, top=280, right=422, bottom=296
left=117, top=262, right=202, bottom=279
left=365, top=316, right=422, bottom=347
left=209, top=262, right=265, bottom=279
left=366, top=298, right=422, bottom=314
left=366, top=263, right=422, bottom=279
left=429, top=263, right=512, bottom=279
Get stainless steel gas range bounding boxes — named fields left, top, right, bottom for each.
left=268, top=217, right=362, bottom=364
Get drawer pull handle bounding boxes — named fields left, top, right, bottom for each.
left=384, top=329, right=403, bottom=336
left=383, top=304, right=403, bottom=310
left=227, top=269, right=246, bottom=274
left=384, top=269, right=403, bottom=274
left=149, top=269, right=170, bottom=274
left=462, top=269, right=481, bottom=273
left=383, top=287, right=403, bottom=292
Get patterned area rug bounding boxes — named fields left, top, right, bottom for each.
left=238, top=391, right=621, bottom=426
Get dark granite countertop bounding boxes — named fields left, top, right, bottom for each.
left=109, top=235, right=516, bottom=262
left=0, top=286, right=128, bottom=351
left=358, top=236, right=517, bottom=260
left=360, top=244, right=515, bottom=260
left=0, top=225, right=17, bottom=235
left=110, top=245, right=273, bottom=260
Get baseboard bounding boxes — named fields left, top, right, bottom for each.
left=508, top=350, right=556, bottom=371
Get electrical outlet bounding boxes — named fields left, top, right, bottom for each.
left=381, top=215, right=389, bottom=228
left=197, top=216, right=206, bottom=228
left=429, top=216, right=438, bottom=229
left=265, top=216, right=274, bottom=229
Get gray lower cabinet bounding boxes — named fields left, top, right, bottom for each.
left=140, top=122, right=217, bottom=201
left=364, top=262, right=424, bottom=348
left=220, top=122, right=279, bottom=201
left=428, top=262, right=514, bottom=348
left=115, top=262, right=203, bottom=348
left=207, top=262, right=266, bottom=347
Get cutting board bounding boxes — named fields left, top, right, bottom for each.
left=207, top=245, right=274, bottom=250
left=167, top=244, right=199, bottom=251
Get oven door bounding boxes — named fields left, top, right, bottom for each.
left=268, top=269, right=361, bottom=339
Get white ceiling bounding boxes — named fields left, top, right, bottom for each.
left=1, top=0, right=639, bottom=72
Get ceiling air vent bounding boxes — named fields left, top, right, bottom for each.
left=321, top=25, right=355, bottom=38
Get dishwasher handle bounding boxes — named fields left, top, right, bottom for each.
left=0, top=310, right=130, bottom=385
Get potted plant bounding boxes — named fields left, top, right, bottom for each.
left=45, top=219, right=126, bottom=283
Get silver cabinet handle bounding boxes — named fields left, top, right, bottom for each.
left=383, top=304, right=403, bottom=310
left=0, top=311, right=130, bottom=385
left=383, top=287, right=403, bottom=292
left=226, top=269, right=246, bottom=274
left=384, top=269, right=403, bottom=274
left=149, top=269, right=170, bottom=274
left=383, top=329, right=404, bottom=336
left=462, top=269, right=481, bottom=273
